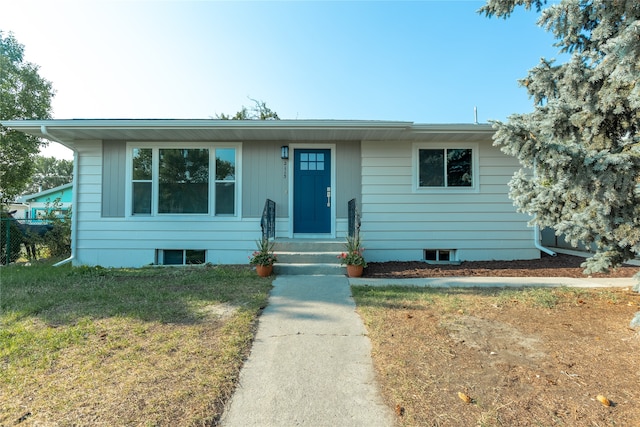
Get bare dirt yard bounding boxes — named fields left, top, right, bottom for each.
left=354, top=253, right=640, bottom=426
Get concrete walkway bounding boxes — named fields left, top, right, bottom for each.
left=220, top=274, right=636, bottom=426
left=220, top=275, right=395, bottom=427
left=348, top=276, right=636, bottom=288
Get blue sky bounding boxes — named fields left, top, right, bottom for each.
left=1, top=1, right=563, bottom=158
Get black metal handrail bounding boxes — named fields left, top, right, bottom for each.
left=348, top=198, right=360, bottom=239
left=261, top=199, right=276, bottom=241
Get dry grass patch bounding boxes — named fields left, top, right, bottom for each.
left=1, top=263, right=272, bottom=426
left=353, top=285, right=640, bottom=427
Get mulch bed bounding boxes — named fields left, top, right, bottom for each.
left=363, top=253, right=639, bottom=279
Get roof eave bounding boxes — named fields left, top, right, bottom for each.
left=1, top=119, right=495, bottom=144
left=19, top=182, right=73, bottom=201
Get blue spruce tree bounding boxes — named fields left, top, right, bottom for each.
left=480, top=1, right=640, bottom=302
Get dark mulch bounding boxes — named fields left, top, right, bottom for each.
left=363, top=253, right=639, bottom=279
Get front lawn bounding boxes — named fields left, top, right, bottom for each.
left=0, top=263, right=272, bottom=426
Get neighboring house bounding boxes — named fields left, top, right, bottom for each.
left=1, top=119, right=543, bottom=267
left=18, top=183, right=73, bottom=219
left=6, top=202, right=29, bottom=219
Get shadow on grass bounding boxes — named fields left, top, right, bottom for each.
left=1, top=263, right=273, bottom=326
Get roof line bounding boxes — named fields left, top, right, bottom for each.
left=19, top=182, right=73, bottom=201
left=1, top=119, right=415, bottom=129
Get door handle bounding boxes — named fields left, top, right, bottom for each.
left=326, top=187, right=331, bottom=207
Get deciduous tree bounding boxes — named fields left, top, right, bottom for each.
left=23, top=156, right=73, bottom=195
left=0, top=31, right=55, bottom=203
left=215, top=98, right=280, bottom=120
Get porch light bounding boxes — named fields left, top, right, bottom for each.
left=281, top=145, right=289, bottom=160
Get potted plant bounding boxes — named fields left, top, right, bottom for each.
left=249, top=238, right=278, bottom=277
left=338, top=235, right=367, bottom=277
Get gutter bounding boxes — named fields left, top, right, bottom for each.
left=534, top=224, right=557, bottom=257
left=532, top=157, right=556, bottom=257
left=39, top=125, right=77, bottom=266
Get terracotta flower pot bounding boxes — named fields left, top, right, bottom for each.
left=346, top=264, right=363, bottom=277
left=256, top=264, right=273, bottom=277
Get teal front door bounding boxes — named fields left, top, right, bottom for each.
left=293, top=149, right=331, bottom=233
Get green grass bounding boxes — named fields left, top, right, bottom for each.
left=0, top=262, right=272, bottom=426
left=494, top=287, right=562, bottom=308
left=3, top=263, right=267, bottom=323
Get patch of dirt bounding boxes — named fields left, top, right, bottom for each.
left=198, top=302, right=238, bottom=321
left=364, top=253, right=638, bottom=278
left=444, top=315, right=547, bottom=366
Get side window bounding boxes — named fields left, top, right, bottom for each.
left=215, top=148, right=236, bottom=215
left=132, top=148, right=152, bottom=215
left=418, top=147, right=473, bottom=189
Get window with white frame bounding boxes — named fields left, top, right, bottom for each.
left=132, top=148, right=153, bottom=214
left=214, top=148, right=236, bottom=215
left=415, top=144, right=477, bottom=190
left=156, top=249, right=206, bottom=265
left=130, top=145, right=237, bottom=216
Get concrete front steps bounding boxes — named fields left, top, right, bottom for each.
left=273, top=239, right=347, bottom=276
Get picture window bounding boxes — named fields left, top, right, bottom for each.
left=130, top=145, right=237, bottom=216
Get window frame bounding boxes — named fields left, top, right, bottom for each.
left=125, top=142, right=241, bottom=218
left=412, top=142, right=479, bottom=193
left=156, top=249, right=207, bottom=265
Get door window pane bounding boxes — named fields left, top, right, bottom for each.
left=316, top=152, right=325, bottom=170
left=299, top=151, right=325, bottom=171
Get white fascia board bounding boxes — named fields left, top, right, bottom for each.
left=1, top=119, right=416, bottom=144
left=1, top=119, right=496, bottom=143
left=411, top=123, right=495, bottom=133
left=1, top=119, right=413, bottom=130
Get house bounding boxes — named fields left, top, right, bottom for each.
left=1, top=119, right=543, bottom=268
left=6, top=202, right=29, bottom=219
left=18, top=183, right=73, bottom=219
